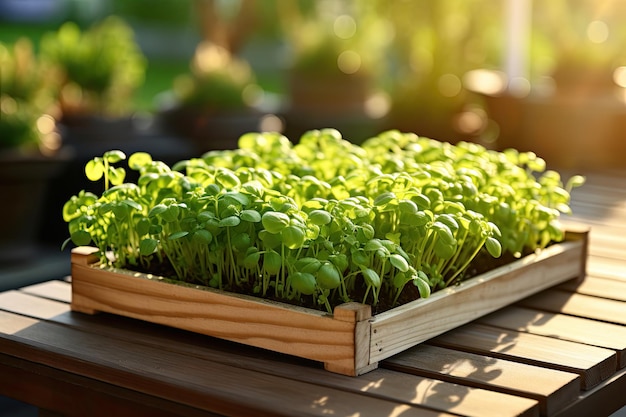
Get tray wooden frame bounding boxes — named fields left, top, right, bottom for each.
left=71, top=227, right=589, bottom=376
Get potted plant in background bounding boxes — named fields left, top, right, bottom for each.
left=155, top=0, right=281, bottom=154
left=36, top=16, right=198, bottom=250
left=380, top=0, right=502, bottom=144
left=276, top=0, right=391, bottom=143
left=0, top=37, right=70, bottom=271
left=157, top=41, right=272, bottom=154
left=39, top=15, right=147, bottom=147
left=473, top=0, right=626, bottom=169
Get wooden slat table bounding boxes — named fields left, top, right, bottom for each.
left=1, top=171, right=625, bottom=417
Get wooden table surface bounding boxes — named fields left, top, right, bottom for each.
left=0, top=170, right=625, bottom=417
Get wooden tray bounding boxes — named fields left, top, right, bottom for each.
left=70, top=227, right=589, bottom=376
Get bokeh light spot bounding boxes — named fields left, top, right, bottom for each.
left=438, top=73, right=462, bottom=97
left=36, top=114, right=56, bottom=135
left=587, top=20, right=609, bottom=44
left=334, top=15, right=357, bottom=40
left=242, top=84, right=263, bottom=106
left=613, top=66, right=626, bottom=88
left=337, top=50, right=361, bottom=74
left=259, top=114, right=284, bottom=133
left=365, top=92, right=390, bottom=119
left=455, top=107, right=486, bottom=135
left=0, top=96, right=17, bottom=114
left=463, top=69, right=506, bottom=95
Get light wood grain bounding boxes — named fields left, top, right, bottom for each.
left=71, top=260, right=369, bottom=375
left=0, top=290, right=68, bottom=320
left=68, top=229, right=586, bottom=377
left=0, top=309, right=40, bottom=335
left=586, top=257, right=626, bottom=281
left=354, top=368, right=540, bottom=417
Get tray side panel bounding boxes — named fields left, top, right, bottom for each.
left=369, top=235, right=587, bottom=364
left=70, top=261, right=361, bottom=372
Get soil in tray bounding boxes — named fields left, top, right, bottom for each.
left=117, top=248, right=527, bottom=315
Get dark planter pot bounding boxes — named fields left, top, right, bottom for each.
left=382, top=106, right=480, bottom=144
left=159, top=106, right=269, bottom=154
left=482, top=93, right=626, bottom=170
left=0, top=149, right=71, bottom=264
left=59, top=114, right=136, bottom=146
left=283, top=71, right=379, bottom=143
left=288, top=72, right=370, bottom=115
left=381, top=85, right=480, bottom=144
left=551, top=65, right=616, bottom=97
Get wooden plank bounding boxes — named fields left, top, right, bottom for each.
left=0, top=308, right=41, bottom=335
left=570, top=189, right=626, bottom=206
left=576, top=232, right=626, bottom=262
left=0, top=354, right=221, bottom=417
left=384, top=344, right=579, bottom=417
left=332, top=368, right=540, bottom=417
left=369, top=233, right=587, bottom=364
left=568, top=203, right=626, bottom=221
left=570, top=215, right=626, bottom=227
left=586, top=257, right=626, bottom=281
left=428, top=323, right=616, bottom=390
left=570, top=198, right=626, bottom=214
left=478, top=306, right=626, bottom=368
left=0, top=290, right=68, bottom=319
left=553, top=367, right=626, bottom=417
left=518, top=289, right=626, bottom=325
left=19, top=280, right=72, bottom=303
left=567, top=174, right=626, bottom=201
left=0, top=311, right=451, bottom=417
left=568, top=217, right=626, bottom=234
left=0, top=290, right=540, bottom=417
left=558, top=276, right=626, bottom=301
left=18, top=282, right=620, bottom=414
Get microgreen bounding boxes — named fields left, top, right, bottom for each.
left=63, top=129, right=583, bottom=313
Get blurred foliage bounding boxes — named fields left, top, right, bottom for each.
left=0, top=38, right=58, bottom=106
left=40, top=16, right=147, bottom=118
left=172, top=42, right=259, bottom=110
left=375, top=0, right=504, bottom=139
left=532, top=0, right=626, bottom=76
left=380, top=0, right=504, bottom=79
left=110, top=0, right=194, bottom=27
left=2, top=0, right=626, bottom=133
left=278, top=0, right=391, bottom=78
left=0, top=38, right=59, bottom=151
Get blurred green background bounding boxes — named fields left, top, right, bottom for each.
left=3, top=0, right=626, bottom=148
